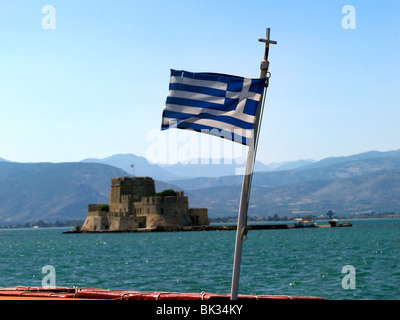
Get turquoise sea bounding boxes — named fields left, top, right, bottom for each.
left=0, top=219, right=399, bottom=300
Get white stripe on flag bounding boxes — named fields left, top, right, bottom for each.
left=163, top=104, right=256, bottom=124
left=170, top=75, right=228, bottom=91
left=167, top=90, right=225, bottom=105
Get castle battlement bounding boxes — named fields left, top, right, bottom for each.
left=140, top=195, right=188, bottom=205
left=87, top=204, right=101, bottom=212
left=81, top=177, right=209, bottom=232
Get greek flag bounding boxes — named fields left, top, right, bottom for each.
left=161, top=70, right=266, bottom=145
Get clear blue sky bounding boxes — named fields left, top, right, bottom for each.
left=0, top=0, right=399, bottom=165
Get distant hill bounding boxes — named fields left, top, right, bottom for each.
left=81, top=154, right=277, bottom=180
left=0, top=162, right=177, bottom=224
left=0, top=162, right=127, bottom=224
left=187, top=168, right=400, bottom=218
left=80, top=153, right=313, bottom=180
left=267, top=159, right=316, bottom=171
left=183, top=150, right=400, bottom=217
left=81, top=153, right=182, bottom=181
left=158, top=159, right=271, bottom=178
left=296, top=149, right=400, bottom=171
left=171, top=150, right=400, bottom=190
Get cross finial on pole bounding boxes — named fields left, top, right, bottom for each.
left=258, top=28, right=277, bottom=62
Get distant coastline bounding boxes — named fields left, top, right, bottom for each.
left=1, top=213, right=399, bottom=230
left=210, top=212, right=400, bottom=223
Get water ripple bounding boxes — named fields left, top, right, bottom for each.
left=0, top=219, right=399, bottom=299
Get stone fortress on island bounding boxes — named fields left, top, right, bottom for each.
left=79, top=176, right=209, bottom=232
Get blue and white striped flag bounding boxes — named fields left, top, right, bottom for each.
left=161, top=70, right=266, bottom=145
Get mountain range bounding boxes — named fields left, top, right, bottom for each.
left=81, top=153, right=314, bottom=180
left=0, top=162, right=174, bottom=224
left=187, top=150, right=400, bottom=217
left=0, top=149, right=399, bottom=224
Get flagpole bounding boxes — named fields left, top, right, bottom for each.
left=230, top=28, right=277, bottom=300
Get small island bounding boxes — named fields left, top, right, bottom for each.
left=65, top=176, right=210, bottom=233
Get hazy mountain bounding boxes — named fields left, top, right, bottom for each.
left=81, top=153, right=183, bottom=181
left=187, top=169, right=400, bottom=218
left=271, top=159, right=316, bottom=171
left=158, top=159, right=272, bottom=178
left=157, top=158, right=316, bottom=177
left=296, top=149, right=400, bottom=171
left=0, top=162, right=127, bottom=224
left=183, top=150, right=400, bottom=217
left=80, top=153, right=319, bottom=181
left=0, top=161, right=178, bottom=224
left=170, top=151, right=400, bottom=190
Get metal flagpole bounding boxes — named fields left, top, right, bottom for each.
left=230, top=28, right=277, bottom=300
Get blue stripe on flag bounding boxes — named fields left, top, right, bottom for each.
left=169, top=83, right=226, bottom=98
left=166, top=97, right=237, bottom=112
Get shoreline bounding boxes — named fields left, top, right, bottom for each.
left=62, top=222, right=354, bottom=234
left=63, top=224, right=290, bottom=233
left=4, top=216, right=398, bottom=232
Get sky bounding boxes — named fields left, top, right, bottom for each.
left=0, top=0, right=399, bottom=165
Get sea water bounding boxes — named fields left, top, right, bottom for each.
left=0, top=219, right=399, bottom=300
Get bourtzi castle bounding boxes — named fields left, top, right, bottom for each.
left=80, top=177, right=209, bottom=232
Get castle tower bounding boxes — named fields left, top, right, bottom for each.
left=109, top=177, right=156, bottom=204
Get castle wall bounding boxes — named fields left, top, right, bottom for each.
left=82, top=177, right=210, bottom=232
left=82, top=210, right=109, bottom=231
left=134, top=195, right=191, bottom=229
left=88, top=204, right=102, bottom=212
left=189, top=208, right=209, bottom=226
left=109, top=194, right=133, bottom=216
left=108, top=214, right=138, bottom=231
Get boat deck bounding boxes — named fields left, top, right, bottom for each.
left=0, top=286, right=326, bottom=300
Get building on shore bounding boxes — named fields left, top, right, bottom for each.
left=80, top=177, right=209, bottom=232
